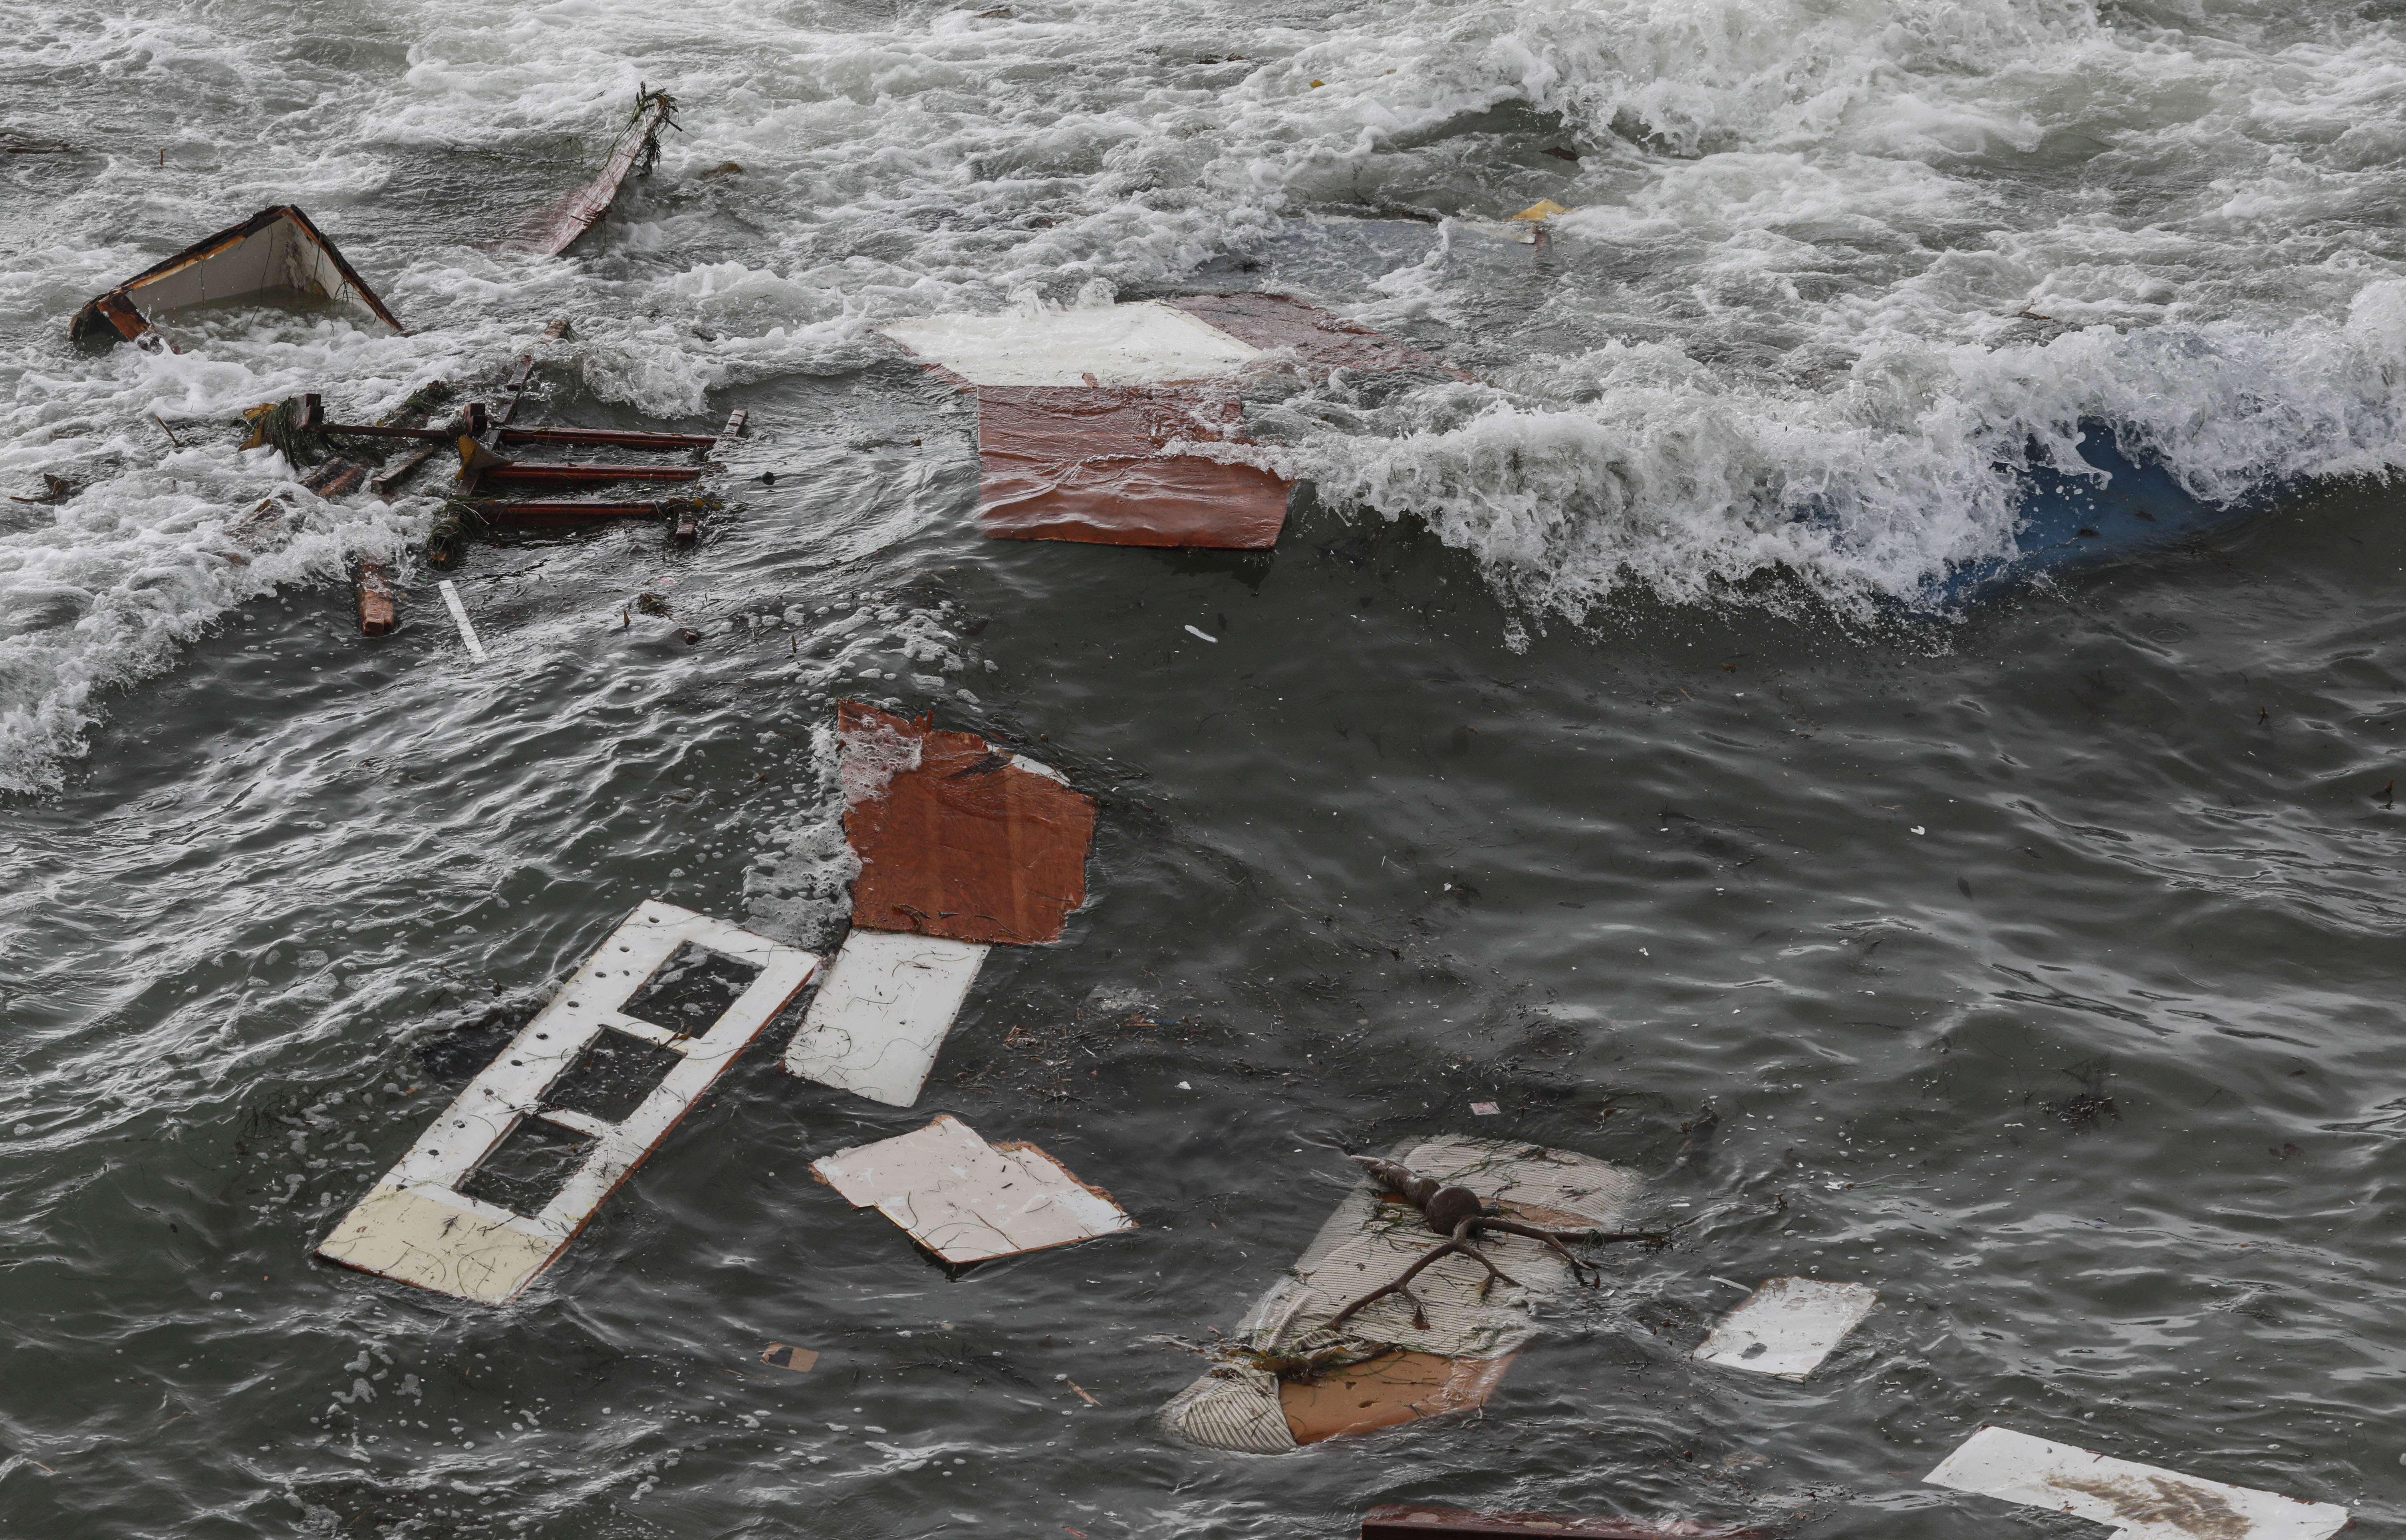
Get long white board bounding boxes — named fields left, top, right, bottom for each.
left=1924, top=1426, right=2350, bottom=1540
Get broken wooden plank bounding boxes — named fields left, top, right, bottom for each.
left=810, top=1114, right=1131, bottom=1265
left=355, top=564, right=397, bottom=636
left=783, top=929, right=989, bottom=1107
left=437, top=580, right=486, bottom=662
left=374, top=405, right=484, bottom=498
left=1160, top=1136, right=1643, bottom=1452
left=717, top=407, right=747, bottom=444
left=1362, top=1508, right=1767, bottom=1539
left=837, top=701, right=1096, bottom=946
left=1692, top=1277, right=1878, bottom=1379
left=1924, top=1427, right=2349, bottom=1540
left=977, top=385, right=1290, bottom=549
left=71, top=206, right=403, bottom=347
left=524, top=87, right=678, bottom=257
left=316, top=901, right=817, bottom=1304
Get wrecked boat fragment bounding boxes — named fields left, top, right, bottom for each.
left=782, top=703, right=1096, bottom=1107
left=315, top=901, right=816, bottom=1304
left=1160, top=1136, right=1645, bottom=1452
left=525, top=86, right=679, bottom=258
left=810, top=1113, right=1132, bottom=1264
left=1924, top=1426, right=2349, bottom=1540
left=71, top=206, right=402, bottom=348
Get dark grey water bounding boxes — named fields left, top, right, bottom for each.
left=7, top=0, right=2406, bottom=1534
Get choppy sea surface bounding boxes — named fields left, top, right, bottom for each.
left=4, top=0, right=2404, bottom=1533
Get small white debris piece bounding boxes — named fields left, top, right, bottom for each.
left=783, top=930, right=989, bottom=1107
left=1183, top=625, right=1217, bottom=643
left=1925, top=1426, right=2349, bottom=1540
left=437, top=579, right=486, bottom=662
left=879, top=301, right=1261, bottom=387
left=316, top=901, right=818, bottom=1304
left=1693, top=1277, right=1878, bottom=1377
left=1469, top=1101, right=1500, bottom=1116
left=811, top=1114, right=1132, bottom=1264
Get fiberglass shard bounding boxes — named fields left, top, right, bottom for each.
left=315, top=901, right=817, bottom=1304
left=810, top=1113, right=1133, bottom=1264
left=782, top=702, right=1095, bottom=1106
left=70, top=206, right=404, bottom=348
left=1159, top=1136, right=1645, bottom=1453
left=1691, top=1277, right=1878, bottom=1379
left=1923, top=1426, right=2349, bottom=1540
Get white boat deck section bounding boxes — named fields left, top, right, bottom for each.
left=1692, top=1277, right=1879, bottom=1378
left=879, top=301, right=1261, bottom=387
left=316, top=901, right=818, bottom=1304
left=783, top=929, right=989, bottom=1107
left=1924, top=1426, right=2350, bottom=1540
left=811, top=1114, right=1132, bottom=1264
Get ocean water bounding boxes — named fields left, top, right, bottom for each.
left=2, top=0, right=2403, bottom=1533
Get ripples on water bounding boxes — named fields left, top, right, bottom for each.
left=3, top=0, right=2404, bottom=1533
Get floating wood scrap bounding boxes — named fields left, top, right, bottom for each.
left=316, top=901, right=818, bottom=1304
left=878, top=296, right=1456, bottom=550
left=71, top=206, right=403, bottom=349
left=1691, top=1276, right=1878, bottom=1379
left=810, top=1113, right=1132, bottom=1265
left=524, top=86, right=679, bottom=257
left=782, top=702, right=1096, bottom=1107
left=1362, top=1507, right=1767, bottom=1539
left=1159, top=1136, right=1645, bottom=1452
left=242, top=386, right=460, bottom=505
left=1924, top=1426, right=2349, bottom=1540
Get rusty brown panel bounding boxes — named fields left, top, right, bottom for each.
left=1277, top=1352, right=1514, bottom=1446
left=1168, top=292, right=1464, bottom=377
left=1362, top=1508, right=1769, bottom=1539
left=839, top=702, right=1097, bottom=947
left=355, top=565, right=397, bottom=636
left=976, top=385, right=1290, bottom=550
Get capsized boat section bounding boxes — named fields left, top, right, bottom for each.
left=70, top=205, right=403, bottom=347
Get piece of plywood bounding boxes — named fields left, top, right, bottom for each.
left=782, top=928, right=988, bottom=1106
left=316, top=901, right=817, bottom=1303
left=880, top=301, right=1260, bottom=387
left=1159, top=1136, right=1644, bottom=1452
left=838, top=702, right=1096, bottom=946
left=71, top=206, right=402, bottom=345
left=977, top=385, right=1290, bottom=549
left=810, top=1113, right=1132, bottom=1264
left=1923, top=1426, right=2350, bottom=1540
left=1692, top=1277, right=1878, bottom=1378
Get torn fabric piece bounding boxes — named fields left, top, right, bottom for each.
left=838, top=702, right=1095, bottom=946
left=1159, top=1135, right=1644, bottom=1451
left=977, top=386, right=1290, bottom=549
left=71, top=206, right=403, bottom=347
left=810, top=1114, right=1133, bottom=1264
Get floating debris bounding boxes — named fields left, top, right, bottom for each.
left=1691, top=1277, right=1878, bottom=1378
left=1160, top=1137, right=1646, bottom=1451
left=1924, top=1425, right=2349, bottom=1540
left=355, top=563, right=397, bottom=637
left=760, top=1344, right=819, bottom=1373
left=785, top=930, right=990, bottom=1107
left=810, top=1113, right=1133, bottom=1265
left=71, top=206, right=403, bottom=349
left=1362, top=1506, right=1767, bottom=1538
left=315, top=901, right=818, bottom=1304
left=526, top=86, right=679, bottom=257
left=437, top=579, right=486, bottom=662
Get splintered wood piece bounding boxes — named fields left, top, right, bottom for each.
left=1925, top=1427, right=2349, bottom=1540
left=837, top=701, right=1096, bottom=946
left=810, top=1114, right=1132, bottom=1264
left=1692, top=1277, right=1877, bottom=1378
left=525, top=89, right=677, bottom=256
left=783, top=929, right=989, bottom=1107
left=976, top=385, right=1290, bottom=550
left=717, top=407, right=747, bottom=443
left=315, top=901, right=817, bottom=1304
left=355, top=564, right=396, bottom=636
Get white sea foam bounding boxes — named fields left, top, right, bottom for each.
left=7, top=0, right=2406, bottom=787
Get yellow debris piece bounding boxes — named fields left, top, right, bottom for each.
left=1512, top=198, right=1570, bottom=222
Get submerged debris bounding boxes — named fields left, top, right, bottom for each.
left=72, top=206, right=402, bottom=349
left=525, top=86, right=680, bottom=257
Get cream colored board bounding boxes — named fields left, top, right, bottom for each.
left=1692, top=1276, right=1878, bottom=1378
left=783, top=929, right=989, bottom=1107
left=1924, top=1426, right=2349, bottom=1540
left=811, top=1114, right=1131, bottom=1264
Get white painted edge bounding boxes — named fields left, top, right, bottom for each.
left=437, top=579, right=486, bottom=662
left=782, top=929, right=989, bottom=1107
left=811, top=1113, right=1132, bottom=1264
left=1692, top=1276, right=1879, bottom=1378
left=877, top=300, right=1261, bottom=387
left=1924, top=1426, right=2350, bottom=1540
left=316, top=900, right=818, bottom=1303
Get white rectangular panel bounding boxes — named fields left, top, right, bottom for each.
left=810, top=1114, right=1131, bottom=1264
left=782, top=929, right=988, bottom=1107
left=1692, top=1276, right=1879, bottom=1378
left=1925, top=1426, right=2350, bottom=1540
left=879, top=301, right=1260, bottom=386
left=317, top=900, right=818, bottom=1303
